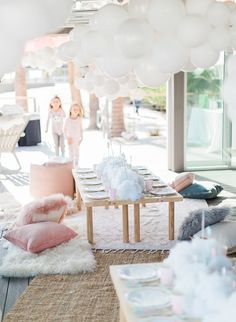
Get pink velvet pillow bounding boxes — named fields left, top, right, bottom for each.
left=15, top=194, right=68, bottom=227
left=30, top=162, right=74, bottom=198
left=4, top=222, right=78, bottom=253
left=170, top=172, right=195, bottom=192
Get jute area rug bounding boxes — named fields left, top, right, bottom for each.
left=4, top=250, right=168, bottom=322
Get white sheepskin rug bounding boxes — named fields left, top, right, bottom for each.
left=0, top=237, right=96, bottom=277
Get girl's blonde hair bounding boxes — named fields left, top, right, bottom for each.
left=49, top=95, right=62, bottom=110
left=69, top=102, right=84, bottom=117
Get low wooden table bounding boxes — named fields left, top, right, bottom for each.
left=72, top=169, right=183, bottom=244
left=110, top=263, right=199, bottom=322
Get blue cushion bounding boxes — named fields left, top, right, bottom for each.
left=179, top=181, right=223, bottom=199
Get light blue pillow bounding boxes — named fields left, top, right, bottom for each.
left=179, top=181, right=223, bottom=199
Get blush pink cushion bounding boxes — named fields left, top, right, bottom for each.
left=30, top=162, right=74, bottom=198
left=15, top=194, right=68, bottom=227
left=4, top=222, right=78, bottom=253
left=170, top=172, right=195, bottom=192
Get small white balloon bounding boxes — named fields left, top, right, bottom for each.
left=70, top=25, right=90, bottom=42
left=209, top=26, right=231, bottom=52
left=147, top=0, right=185, bottom=33
left=181, top=59, right=196, bottom=72
left=104, top=79, right=120, bottom=96
left=128, top=0, right=150, bottom=18
left=84, top=79, right=94, bottom=93
left=89, top=13, right=99, bottom=31
left=97, top=42, right=132, bottom=79
left=186, top=0, right=214, bottom=15
left=96, top=4, right=128, bottom=35
left=57, top=41, right=80, bottom=61
left=178, top=15, right=210, bottom=48
left=134, top=58, right=171, bottom=88
left=127, top=78, right=137, bottom=90
left=76, top=78, right=86, bottom=90
left=207, top=2, right=230, bottom=27
left=115, top=19, right=155, bottom=59
left=81, top=31, right=106, bottom=58
left=74, top=46, right=93, bottom=66
left=153, top=35, right=189, bottom=74
left=95, top=85, right=106, bottom=98
left=94, top=74, right=105, bottom=87
left=191, top=44, right=219, bottom=69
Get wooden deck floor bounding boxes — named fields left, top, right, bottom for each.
left=0, top=228, right=33, bottom=321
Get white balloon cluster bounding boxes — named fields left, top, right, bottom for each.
left=0, top=0, right=73, bottom=77
left=223, top=54, right=236, bottom=121
left=164, top=238, right=236, bottom=319
left=22, top=47, right=64, bottom=74
left=95, top=155, right=144, bottom=201
left=56, top=0, right=236, bottom=99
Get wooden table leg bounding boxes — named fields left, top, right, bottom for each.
left=134, top=203, right=140, bottom=242
left=122, top=205, right=129, bottom=243
left=75, top=186, right=82, bottom=211
left=87, top=207, right=93, bottom=244
left=168, top=202, right=175, bottom=240
left=119, top=307, right=127, bottom=322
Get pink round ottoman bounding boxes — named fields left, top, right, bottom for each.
left=30, top=162, right=74, bottom=198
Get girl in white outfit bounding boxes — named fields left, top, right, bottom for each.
left=64, top=102, right=83, bottom=166
left=46, top=96, right=66, bottom=156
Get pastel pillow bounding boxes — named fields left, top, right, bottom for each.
left=194, top=221, right=236, bottom=255
left=30, top=161, right=74, bottom=198
left=179, top=181, right=223, bottom=199
left=15, top=194, right=67, bottom=227
left=4, top=222, right=78, bottom=253
left=178, top=206, right=229, bottom=240
left=170, top=172, right=195, bottom=192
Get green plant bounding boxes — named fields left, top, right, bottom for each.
left=142, top=85, right=166, bottom=110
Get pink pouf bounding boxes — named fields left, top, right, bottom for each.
left=30, top=162, right=74, bottom=198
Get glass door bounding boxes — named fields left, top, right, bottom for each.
left=184, top=53, right=232, bottom=170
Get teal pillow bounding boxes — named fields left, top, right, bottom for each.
left=179, top=181, right=223, bottom=199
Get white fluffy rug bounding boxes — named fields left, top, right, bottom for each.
left=0, top=192, right=21, bottom=226
left=0, top=237, right=96, bottom=277
left=66, top=198, right=208, bottom=251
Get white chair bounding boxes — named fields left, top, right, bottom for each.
left=0, top=114, right=30, bottom=171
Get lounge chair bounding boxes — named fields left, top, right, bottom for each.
left=0, top=114, right=30, bottom=171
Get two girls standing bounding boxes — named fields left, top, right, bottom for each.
left=46, top=96, right=83, bottom=166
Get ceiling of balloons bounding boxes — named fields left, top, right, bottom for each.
left=2, top=0, right=236, bottom=104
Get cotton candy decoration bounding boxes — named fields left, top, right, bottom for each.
left=116, top=180, right=143, bottom=201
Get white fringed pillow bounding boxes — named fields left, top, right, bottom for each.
left=15, top=194, right=68, bottom=227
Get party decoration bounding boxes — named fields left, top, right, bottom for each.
left=191, top=44, right=219, bottom=69
left=186, top=0, right=214, bottom=15
left=207, top=2, right=230, bottom=27
left=178, top=15, right=210, bottom=48
left=127, top=0, right=150, bottom=18
left=209, top=26, right=231, bottom=52
left=115, top=18, right=155, bottom=59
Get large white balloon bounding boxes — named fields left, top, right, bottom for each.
left=74, top=47, right=93, bottom=67
left=104, top=79, right=120, bottom=96
left=89, top=13, right=99, bottom=31
left=115, top=19, right=155, bottom=59
left=209, top=26, right=231, bottom=52
left=70, top=25, right=90, bottom=42
left=152, top=35, right=189, bottom=74
left=81, top=31, right=107, bottom=58
left=186, top=0, right=214, bottom=15
left=0, top=38, right=24, bottom=75
left=147, top=0, right=185, bottom=33
left=94, top=85, right=106, bottom=98
left=191, top=44, right=219, bottom=69
left=226, top=55, right=236, bottom=77
left=227, top=2, right=236, bottom=11
left=134, top=58, right=171, bottom=88
left=178, top=15, right=210, bottom=48
left=97, top=42, right=132, bottom=79
left=128, top=0, right=150, bottom=18
left=230, top=10, right=236, bottom=29
left=207, top=2, right=230, bottom=27
left=96, top=4, right=128, bottom=35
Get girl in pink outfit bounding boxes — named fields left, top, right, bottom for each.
left=46, top=96, right=66, bottom=156
left=64, top=102, right=83, bottom=166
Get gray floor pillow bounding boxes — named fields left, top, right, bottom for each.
left=178, top=206, right=230, bottom=240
